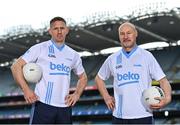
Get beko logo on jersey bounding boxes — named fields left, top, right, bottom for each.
left=117, top=72, right=140, bottom=81
left=49, top=62, right=70, bottom=75
left=117, top=72, right=140, bottom=87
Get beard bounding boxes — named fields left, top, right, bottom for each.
left=121, top=41, right=136, bottom=49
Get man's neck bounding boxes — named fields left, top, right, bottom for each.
left=51, top=39, right=64, bottom=46
left=123, top=44, right=137, bottom=53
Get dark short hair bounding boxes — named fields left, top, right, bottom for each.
left=50, top=17, right=66, bottom=26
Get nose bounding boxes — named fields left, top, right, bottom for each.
left=58, top=28, right=62, bottom=33
left=124, top=33, right=128, bottom=39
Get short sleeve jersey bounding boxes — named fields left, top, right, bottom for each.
left=98, top=46, right=165, bottom=119
left=22, top=40, right=84, bottom=107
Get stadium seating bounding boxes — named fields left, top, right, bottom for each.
left=0, top=46, right=180, bottom=124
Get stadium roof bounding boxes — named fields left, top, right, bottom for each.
left=0, top=6, right=180, bottom=65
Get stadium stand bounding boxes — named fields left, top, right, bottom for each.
left=150, top=46, right=180, bottom=81
left=0, top=46, right=180, bottom=124
left=0, top=82, right=180, bottom=124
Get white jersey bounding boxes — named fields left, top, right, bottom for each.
left=98, top=46, right=165, bottom=119
left=22, top=40, right=84, bottom=107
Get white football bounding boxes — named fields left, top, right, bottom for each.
left=23, top=63, right=42, bottom=83
left=142, top=86, right=164, bottom=106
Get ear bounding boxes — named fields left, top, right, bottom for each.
left=48, top=28, right=52, bottom=35
left=135, top=30, right=138, bottom=37
left=66, top=27, right=69, bottom=35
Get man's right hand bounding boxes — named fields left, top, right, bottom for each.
left=23, top=88, right=39, bottom=104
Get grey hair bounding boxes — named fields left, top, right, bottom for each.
left=118, top=22, right=137, bottom=32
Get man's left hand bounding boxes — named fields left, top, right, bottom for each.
left=65, top=93, right=80, bottom=106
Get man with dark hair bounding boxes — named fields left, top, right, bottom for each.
left=95, top=22, right=172, bottom=124
left=11, top=16, right=87, bottom=124
left=50, top=16, right=67, bottom=25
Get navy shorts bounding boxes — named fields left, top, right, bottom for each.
left=29, top=101, right=72, bottom=124
left=112, top=116, right=154, bottom=124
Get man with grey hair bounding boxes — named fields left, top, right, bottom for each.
left=95, top=22, right=171, bottom=124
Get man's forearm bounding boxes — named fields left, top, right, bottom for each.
left=95, top=75, right=110, bottom=99
left=74, top=72, right=87, bottom=97
left=159, top=77, right=172, bottom=104
left=11, top=58, right=29, bottom=92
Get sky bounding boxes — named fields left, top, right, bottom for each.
left=0, top=0, right=180, bottom=35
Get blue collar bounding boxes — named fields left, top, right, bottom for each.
left=51, top=39, right=65, bottom=51
left=122, top=46, right=138, bottom=58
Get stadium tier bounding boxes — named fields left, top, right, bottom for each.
left=1, top=46, right=179, bottom=97
left=0, top=84, right=180, bottom=124
left=0, top=46, right=180, bottom=124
